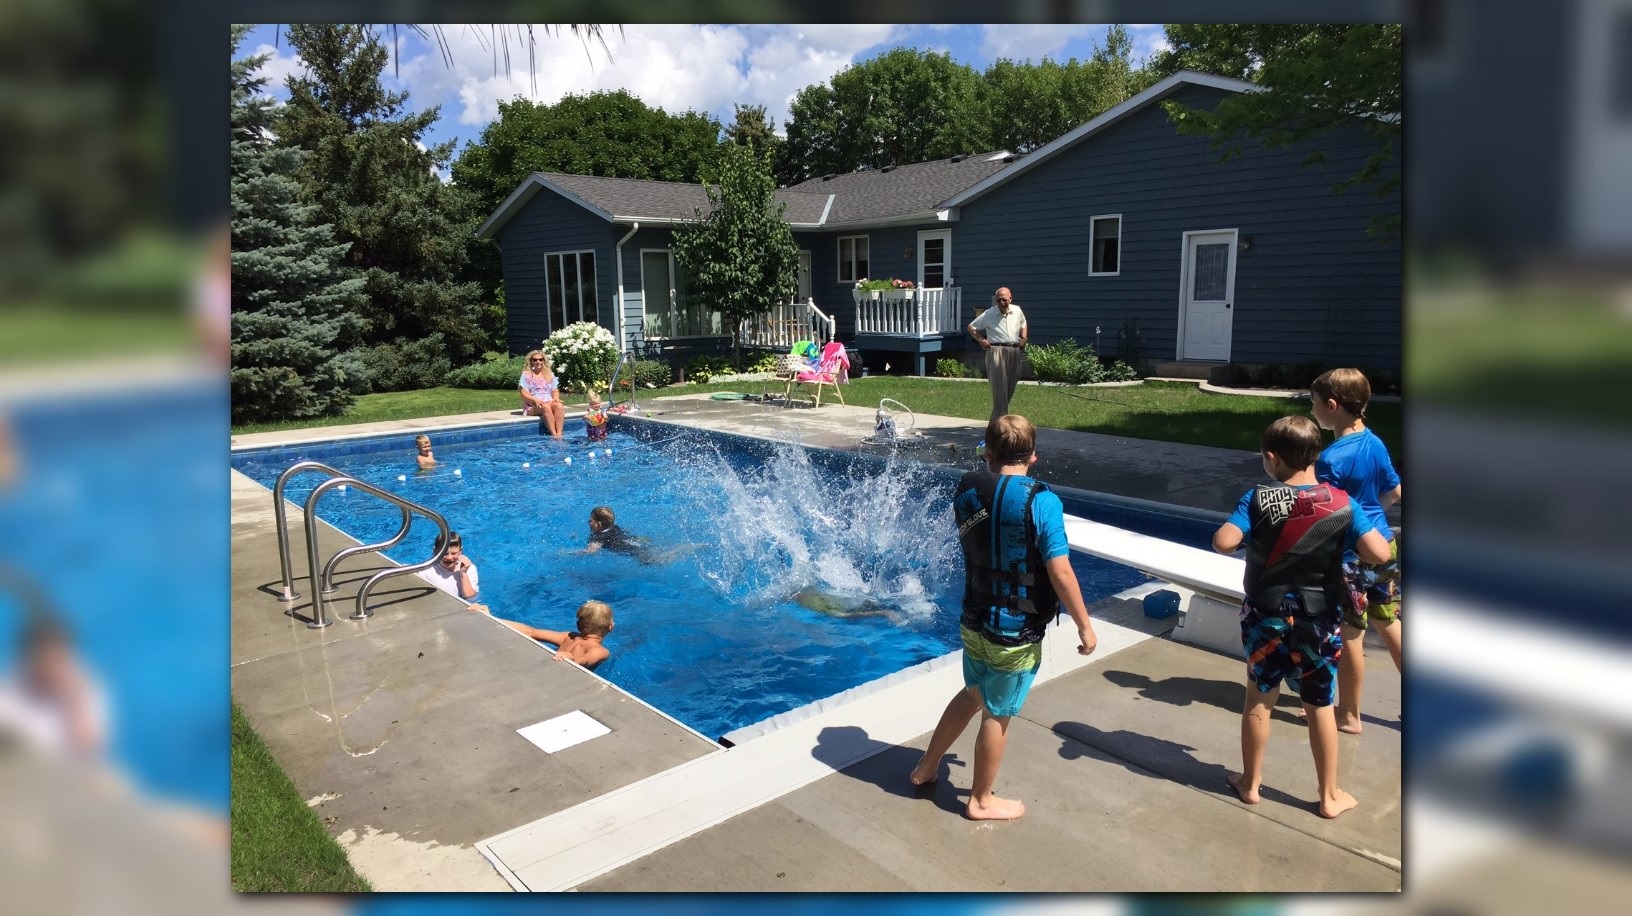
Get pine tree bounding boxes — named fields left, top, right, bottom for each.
left=230, top=24, right=364, bottom=424
left=276, top=24, right=487, bottom=391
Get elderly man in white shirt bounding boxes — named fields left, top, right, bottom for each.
left=967, top=286, right=1029, bottom=420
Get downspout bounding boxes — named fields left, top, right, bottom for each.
left=614, top=222, right=639, bottom=356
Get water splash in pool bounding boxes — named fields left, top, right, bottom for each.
left=666, top=441, right=962, bottom=623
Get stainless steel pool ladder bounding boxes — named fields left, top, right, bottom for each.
left=272, top=460, right=451, bottom=629
left=606, top=348, right=640, bottom=413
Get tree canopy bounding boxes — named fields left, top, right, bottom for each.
left=670, top=143, right=800, bottom=369
left=275, top=24, right=488, bottom=390
left=230, top=24, right=364, bottom=423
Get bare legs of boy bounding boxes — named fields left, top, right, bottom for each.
left=1230, top=687, right=1358, bottom=818
left=908, top=686, right=1027, bottom=820
left=1335, top=619, right=1402, bottom=734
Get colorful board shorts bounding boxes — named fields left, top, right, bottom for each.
left=1240, top=594, right=1344, bottom=707
left=960, top=626, right=1043, bottom=717
left=1342, top=533, right=1401, bottom=630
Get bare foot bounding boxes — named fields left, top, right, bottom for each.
left=908, top=756, right=938, bottom=788
left=1227, top=772, right=1261, bottom=805
left=1319, top=788, right=1358, bottom=819
left=1336, top=710, right=1363, bottom=735
left=966, top=795, right=1025, bottom=820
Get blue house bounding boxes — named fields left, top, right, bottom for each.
left=475, top=70, right=1400, bottom=375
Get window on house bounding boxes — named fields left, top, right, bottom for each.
left=1089, top=215, right=1121, bottom=275
left=545, top=251, right=598, bottom=331
left=838, top=235, right=870, bottom=283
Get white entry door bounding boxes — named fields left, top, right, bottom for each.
left=1179, top=229, right=1238, bottom=361
left=918, top=229, right=951, bottom=288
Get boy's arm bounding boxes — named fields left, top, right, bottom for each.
left=468, top=605, right=569, bottom=647
left=1355, top=529, right=1391, bottom=566
left=1212, top=523, right=1245, bottom=554
left=1044, top=555, right=1098, bottom=655
left=1380, top=483, right=1401, bottom=510
left=456, top=563, right=479, bottom=599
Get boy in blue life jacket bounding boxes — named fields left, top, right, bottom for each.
left=1212, top=415, right=1391, bottom=820
left=908, top=414, right=1098, bottom=821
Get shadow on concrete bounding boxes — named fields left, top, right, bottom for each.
left=810, top=725, right=967, bottom=816
left=1101, top=668, right=1306, bottom=726
left=1051, top=719, right=1305, bottom=810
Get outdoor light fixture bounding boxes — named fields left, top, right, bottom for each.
left=1238, top=235, right=1253, bottom=252
left=903, top=247, right=913, bottom=259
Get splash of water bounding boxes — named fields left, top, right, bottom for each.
left=664, top=441, right=961, bottom=622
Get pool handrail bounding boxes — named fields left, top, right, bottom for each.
left=272, top=460, right=451, bottom=628
left=300, top=475, right=451, bottom=628
left=607, top=348, right=639, bottom=413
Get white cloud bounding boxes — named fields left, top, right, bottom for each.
left=979, top=24, right=1102, bottom=63
left=1125, top=25, right=1171, bottom=65
left=249, top=42, right=307, bottom=93
left=378, top=24, right=907, bottom=145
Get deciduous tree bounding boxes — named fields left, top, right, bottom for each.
left=670, top=144, right=800, bottom=370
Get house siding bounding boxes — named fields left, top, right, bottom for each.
left=955, top=83, right=1401, bottom=368
left=496, top=189, right=619, bottom=355
left=797, top=224, right=950, bottom=339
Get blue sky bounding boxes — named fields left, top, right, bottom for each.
left=240, top=24, right=1172, bottom=173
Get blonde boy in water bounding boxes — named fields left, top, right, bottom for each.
left=414, top=434, right=437, bottom=470
left=469, top=600, right=614, bottom=670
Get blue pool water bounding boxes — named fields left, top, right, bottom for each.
left=1, top=384, right=225, bottom=812
left=233, top=417, right=1215, bottom=740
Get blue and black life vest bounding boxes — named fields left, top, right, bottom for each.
left=953, top=470, right=1059, bottom=646
left=1243, top=482, right=1355, bottom=620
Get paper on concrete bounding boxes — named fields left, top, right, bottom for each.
left=516, top=710, right=610, bottom=754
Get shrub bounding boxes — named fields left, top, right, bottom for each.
left=624, top=359, right=671, bottom=389
left=746, top=351, right=782, bottom=373
left=1027, top=338, right=1113, bottom=385
left=934, top=358, right=968, bottom=378
left=543, top=322, right=618, bottom=393
left=683, top=355, right=734, bottom=383
left=446, top=353, right=529, bottom=389
left=1104, top=360, right=1138, bottom=381
left=353, top=335, right=455, bottom=393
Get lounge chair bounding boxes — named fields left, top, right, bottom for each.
left=789, top=341, right=849, bottom=408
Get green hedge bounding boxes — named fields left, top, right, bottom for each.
left=935, top=358, right=969, bottom=378
left=446, top=353, right=529, bottom=389
left=1027, top=339, right=1136, bottom=384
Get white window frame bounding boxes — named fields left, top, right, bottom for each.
left=544, top=249, right=598, bottom=332
left=837, top=234, right=870, bottom=283
left=1089, top=214, right=1121, bottom=277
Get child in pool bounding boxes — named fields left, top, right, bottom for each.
left=414, top=434, right=437, bottom=470
left=585, top=390, right=609, bottom=441
left=469, top=600, right=613, bottom=670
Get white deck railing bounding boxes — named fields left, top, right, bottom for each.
left=853, top=287, right=962, bottom=337
left=738, top=298, right=834, bottom=350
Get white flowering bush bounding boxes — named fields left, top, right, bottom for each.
left=542, top=322, right=619, bottom=392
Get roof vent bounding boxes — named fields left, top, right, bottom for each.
left=880, top=164, right=896, bottom=173
left=1002, top=154, right=1018, bottom=163
left=950, top=154, right=969, bottom=163
left=820, top=173, right=836, bottom=181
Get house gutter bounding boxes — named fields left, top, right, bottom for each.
left=614, top=222, right=639, bottom=355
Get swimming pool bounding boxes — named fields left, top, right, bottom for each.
left=233, top=417, right=1216, bottom=740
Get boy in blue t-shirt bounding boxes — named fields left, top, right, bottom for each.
left=1214, top=415, right=1391, bottom=820
left=1311, top=368, right=1401, bottom=735
left=908, top=414, right=1098, bottom=821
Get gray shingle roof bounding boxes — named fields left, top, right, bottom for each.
left=782, top=153, right=1015, bottom=224
left=537, top=172, right=832, bottom=226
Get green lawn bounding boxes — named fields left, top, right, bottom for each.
left=1409, top=284, right=1632, bottom=424
left=233, top=378, right=1401, bottom=460
left=0, top=305, right=194, bottom=363
left=231, top=702, right=372, bottom=893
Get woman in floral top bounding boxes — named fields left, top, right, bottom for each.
left=519, top=349, right=565, bottom=439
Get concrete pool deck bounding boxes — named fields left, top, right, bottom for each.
left=230, top=394, right=1401, bottom=892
